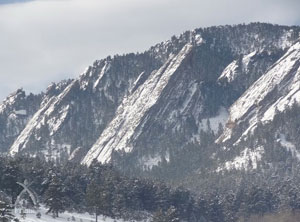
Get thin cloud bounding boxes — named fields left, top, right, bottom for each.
left=0, top=0, right=300, bottom=101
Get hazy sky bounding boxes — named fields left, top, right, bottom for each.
left=1, top=0, right=300, bottom=100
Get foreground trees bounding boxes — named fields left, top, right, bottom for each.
left=44, top=175, right=65, bottom=217
left=0, top=200, right=14, bottom=222
left=1, top=155, right=300, bottom=221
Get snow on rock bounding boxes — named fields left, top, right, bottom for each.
left=220, top=41, right=300, bottom=143
left=179, top=82, right=198, bottom=113
left=0, top=89, right=42, bottom=152
left=218, top=60, right=239, bottom=83
left=93, top=60, right=111, bottom=90
left=279, top=29, right=296, bottom=49
left=242, top=51, right=257, bottom=70
left=231, top=42, right=300, bottom=122
left=47, top=105, right=70, bottom=136
left=218, top=51, right=257, bottom=83
left=194, top=33, right=204, bottom=45
left=217, top=146, right=264, bottom=172
left=10, top=80, right=77, bottom=155
left=261, top=67, right=300, bottom=122
left=82, top=44, right=193, bottom=165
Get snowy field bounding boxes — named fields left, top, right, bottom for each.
left=15, top=206, right=136, bottom=222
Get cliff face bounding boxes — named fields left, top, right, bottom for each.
left=0, top=89, right=42, bottom=153
left=1, top=23, right=300, bottom=174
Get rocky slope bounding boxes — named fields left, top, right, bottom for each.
left=1, top=23, right=300, bottom=175
left=0, top=89, right=42, bottom=153
left=216, top=40, right=300, bottom=172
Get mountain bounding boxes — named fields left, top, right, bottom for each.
left=0, top=89, right=41, bottom=153
left=1, top=23, right=300, bottom=181
left=216, top=40, right=300, bottom=172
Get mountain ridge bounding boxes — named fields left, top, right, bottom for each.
left=0, top=23, right=300, bottom=179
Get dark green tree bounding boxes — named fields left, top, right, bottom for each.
left=152, top=206, right=180, bottom=222
left=0, top=200, right=14, bottom=222
left=44, top=175, right=65, bottom=217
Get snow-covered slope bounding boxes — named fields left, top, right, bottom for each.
left=0, top=89, right=41, bottom=153
left=82, top=44, right=193, bottom=165
left=214, top=40, right=300, bottom=172
left=217, top=49, right=283, bottom=95
left=1, top=23, right=300, bottom=173
left=8, top=51, right=164, bottom=161
left=220, top=40, right=300, bottom=144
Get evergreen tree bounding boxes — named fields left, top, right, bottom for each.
left=152, top=206, right=180, bottom=222
left=44, top=175, right=65, bottom=217
left=0, top=200, right=14, bottom=222
left=86, top=179, right=113, bottom=217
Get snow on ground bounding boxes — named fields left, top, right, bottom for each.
left=206, top=107, right=229, bottom=133
left=277, top=133, right=300, bottom=160
left=217, top=146, right=264, bottom=172
left=199, top=106, right=229, bottom=134
left=14, top=110, right=27, bottom=115
left=140, top=152, right=170, bottom=170
left=15, top=206, right=143, bottom=222
left=261, top=74, right=300, bottom=122
left=191, top=106, right=229, bottom=144
left=141, top=155, right=162, bottom=170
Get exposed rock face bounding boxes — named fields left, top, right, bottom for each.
left=220, top=40, right=300, bottom=145
left=215, top=40, right=300, bottom=172
left=0, top=89, right=42, bottom=153
left=1, top=23, right=300, bottom=172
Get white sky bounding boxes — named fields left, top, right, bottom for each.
left=0, top=0, right=300, bottom=100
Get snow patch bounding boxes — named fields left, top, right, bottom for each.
left=218, top=51, right=257, bottom=83
left=242, top=51, right=257, bottom=71
left=206, top=107, right=229, bottom=133
left=195, top=34, right=204, bottom=45
left=47, top=105, right=70, bottom=136
left=217, top=146, right=264, bottom=172
left=14, top=110, right=27, bottom=115
left=277, top=133, right=300, bottom=160
left=192, top=107, right=229, bottom=144
left=141, top=155, right=162, bottom=170
left=15, top=205, right=144, bottom=222
left=140, top=153, right=170, bottom=170
left=218, top=60, right=239, bottom=83
left=198, top=107, right=229, bottom=134
left=179, top=82, right=198, bottom=113
left=93, top=61, right=111, bottom=90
